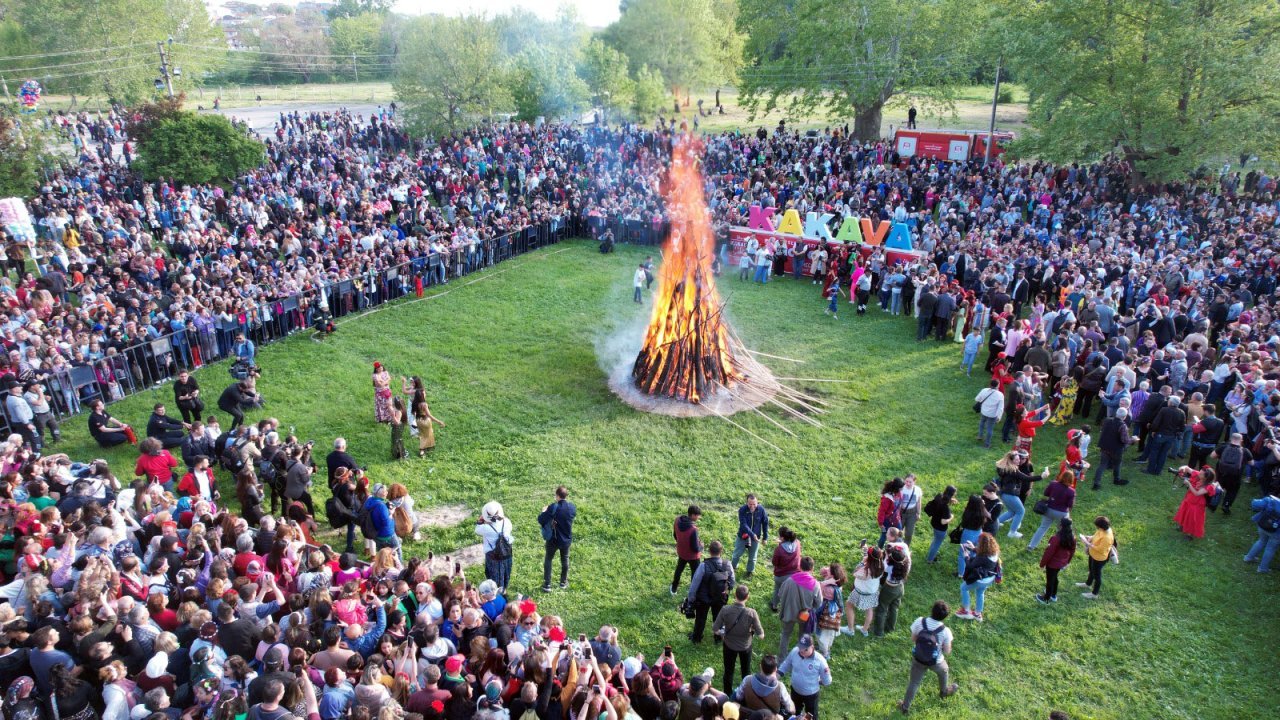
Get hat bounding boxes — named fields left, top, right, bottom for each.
left=720, top=702, right=741, bottom=720
left=484, top=681, right=502, bottom=703
left=798, top=634, right=814, bottom=650
left=145, top=652, right=169, bottom=678
left=199, top=621, right=218, bottom=640
left=444, top=654, right=465, bottom=674
left=622, top=657, right=642, bottom=680
left=482, top=501, right=504, bottom=522
left=547, top=626, right=566, bottom=643
left=1067, top=429, right=1081, bottom=440
left=264, top=646, right=285, bottom=667
left=689, top=676, right=707, bottom=693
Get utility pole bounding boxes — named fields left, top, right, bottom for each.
left=156, top=40, right=175, bottom=98
left=352, top=53, right=358, bottom=83
left=984, top=56, right=1002, bottom=167
left=0, top=76, right=10, bottom=102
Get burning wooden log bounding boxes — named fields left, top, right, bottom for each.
left=632, top=136, right=742, bottom=404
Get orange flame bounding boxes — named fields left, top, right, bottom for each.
left=632, top=136, right=742, bottom=404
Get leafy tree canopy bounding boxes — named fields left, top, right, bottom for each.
left=133, top=112, right=264, bottom=186
left=393, top=15, right=512, bottom=136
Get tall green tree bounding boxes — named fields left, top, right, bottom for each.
left=1000, top=0, right=1280, bottom=181
left=578, top=39, right=634, bottom=114
left=603, top=0, right=742, bottom=96
left=256, top=10, right=334, bottom=84
left=6, top=0, right=223, bottom=104
left=393, top=16, right=511, bottom=136
left=328, top=13, right=390, bottom=80
left=0, top=116, right=48, bottom=198
left=133, top=111, right=264, bottom=185
left=737, top=0, right=975, bottom=141
left=509, top=46, right=590, bottom=122
left=325, top=0, right=392, bottom=21
left=632, top=64, right=668, bottom=119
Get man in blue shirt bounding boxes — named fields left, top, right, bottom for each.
left=1245, top=492, right=1280, bottom=572
left=318, top=669, right=355, bottom=720
left=732, top=493, right=769, bottom=578
left=28, top=626, right=76, bottom=695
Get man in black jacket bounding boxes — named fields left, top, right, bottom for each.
left=916, top=283, right=938, bottom=341
left=1144, top=396, right=1186, bottom=475
left=217, top=380, right=251, bottom=430
left=686, top=541, right=735, bottom=644
left=538, top=485, right=577, bottom=592
left=1135, top=385, right=1173, bottom=454
left=1094, top=408, right=1133, bottom=489
left=1189, top=403, right=1225, bottom=469
left=146, top=403, right=187, bottom=448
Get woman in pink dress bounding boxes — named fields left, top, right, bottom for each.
left=372, top=361, right=393, bottom=423
left=1173, top=466, right=1217, bottom=540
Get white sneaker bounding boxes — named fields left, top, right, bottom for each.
left=1007, top=531, right=1023, bottom=539
left=840, top=627, right=856, bottom=637
left=1081, top=592, right=1099, bottom=600
left=858, top=627, right=869, bottom=636
left=1074, top=582, right=1090, bottom=589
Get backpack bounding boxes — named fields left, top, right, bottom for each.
left=1258, top=505, right=1280, bottom=533
left=486, top=522, right=512, bottom=561
left=393, top=504, right=413, bottom=539
left=358, top=500, right=379, bottom=539
left=816, top=586, right=844, bottom=630
left=913, top=618, right=943, bottom=665
left=1218, top=444, right=1245, bottom=474
left=540, top=501, right=561, bottom=542
left=1205, top=482, right=1224, bottom=510
left=699, top=558, right=732, bottom=605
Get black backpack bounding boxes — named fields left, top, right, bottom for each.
left=486, top=522, right=512, bottom=561
left=358, top=500, right=379, bottom=539
left=1258, top=505, right=1280, bottom=533
left=913, top=619, right=943, bottom=665
left=1219, top=444, right=1245, bottom=474
left=698, top=558, right=732, bottom=605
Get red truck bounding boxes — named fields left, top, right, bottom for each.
left=892, top=128, right=1014, bottom=162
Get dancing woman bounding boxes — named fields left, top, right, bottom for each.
left=372, top=362, right=393, bottom=423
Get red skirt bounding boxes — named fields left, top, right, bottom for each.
left=1173, top=492, right=1207, bottom=538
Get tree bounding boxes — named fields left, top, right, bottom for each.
left=124, top=94, right=187, bottom=144
left=329, top=13, right=391, bottom=80
left=6, top=0, right=223, bottom=104
left=325, top=0, right=392, bottom=21
left=133, top=112, right=264, bottom=185
left=603, top=0, right=742, bottom=96
left=579, top=39, right=634, bottom=114
left=393, top=15, right=511, bottom=136
left=0, top=117, right=47, bottom=198
left=632, top=64, right=668, bottom=119
left=256, top=10, right=334, bottom=84
left=737, top=0, right=975, bottom=141
left=999, top=0, right=1280, bottom=181
left=509, top=46, right=590, bottom=122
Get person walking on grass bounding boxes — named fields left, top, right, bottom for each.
left=1077, top=516, right=1117, bottom=599
left=899, top=600, right=959, bottom=715
left=686, top=540, right=734, bottom=644
left=1035, top=517, right=1075, bottom=604
left=776, top=556, right=821, bottom=657
left=996, top=450, right=1048, bottom=539
left=672, top=505, right=704, bottom=595
left=1244, top=492, right=1280, bottom=573
left=975, top=380, right=1004, bottom=448
left=538, top=485, right=576, bottom=592
left=769, top=526, right=801, bottom=612
left=956, top=533, right=1001, bottom=622
left=779, top=634, right=831, bottom=719
left=1026, top=470, right=1076, bottom=551
left=713, top=584, right=764, bottom=694
left=824, top=282, right=843, bottom=319
left=733, top=493, right=769, bottom=578
left=633, top=263, right=646, bottom=303
left=923, top=486, right=958, bottom=564
left=843, top=545, right=883, bottom=637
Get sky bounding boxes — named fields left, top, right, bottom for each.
left=393, top=0, right=620, bottom=28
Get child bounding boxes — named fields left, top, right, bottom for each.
left=962, top=329, right=982, bottom=376
left=738, top=249, right=751, bottom=281
left=825, top=283, right=844, bottom=319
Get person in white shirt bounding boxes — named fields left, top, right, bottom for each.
left=475, top=501, right=514, bottom=592
left=633, top=264, right=647, bottom=303
left=899, top=475, right=925, bottom=544
left=900, top=600, right=959, bottom=713
left=975, top=380, right=1006, bottom=449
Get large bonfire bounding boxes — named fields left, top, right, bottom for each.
left=631, top=136, right=744, bottom=404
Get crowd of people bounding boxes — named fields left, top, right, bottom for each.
left=0, top=103, right=1274, bottom=720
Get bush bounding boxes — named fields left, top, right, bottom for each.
left=0, top=117, right=52, bottom=198
left=996, top=88, right=1015, bottom=105
left=133, top=112, right=264, bottom=186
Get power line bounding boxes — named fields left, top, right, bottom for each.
left=0, top=52, right=155, bottom=74
left=174, top=42, right=398, bottom=59
left=0, top=42, right=153, bottom=62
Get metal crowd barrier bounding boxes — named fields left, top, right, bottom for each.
left=7, top=218, right=575, bottom=428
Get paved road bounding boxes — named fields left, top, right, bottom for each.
left=202, top=102, right=385, bottom=135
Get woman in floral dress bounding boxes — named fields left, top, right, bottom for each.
left=372, top=362, right=393, bottom=423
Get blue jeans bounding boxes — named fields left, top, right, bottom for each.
left=754, top=264, right=769, bottom=283
left=961, top=576, right=996, bottom=613
left=732, top=537, right=761, bottom=575
left=1173, top=427, right=1193, bottom=458
left=891, top=291, right=902, bottom=315
left=1145, top=432, right=1177, bottom=475
left=963, top=351, right=978, bottom=375
left=957, top=529, right=981, bottom=577
left=979, top=415, right=998, bottom=448
left=926, top=529, right=947, bottom=562
left=1027, top=508, right=1068, bottom=549
left=997, top=494, right=1025, bottom=533
left=1245, top=527, right=1280, bottom=572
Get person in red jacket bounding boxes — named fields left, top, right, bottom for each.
left=1035, top=517, right=1076, bottom=603
left=671, top=505, right=703, bottom=595
left=177, top=455, right=218, bottom=503
left=877, top=478, right=906, bottom=547
left=770, top=526, right=802, bottom=613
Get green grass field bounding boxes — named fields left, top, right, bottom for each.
left=56, top=240, right=1275, bottom=719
